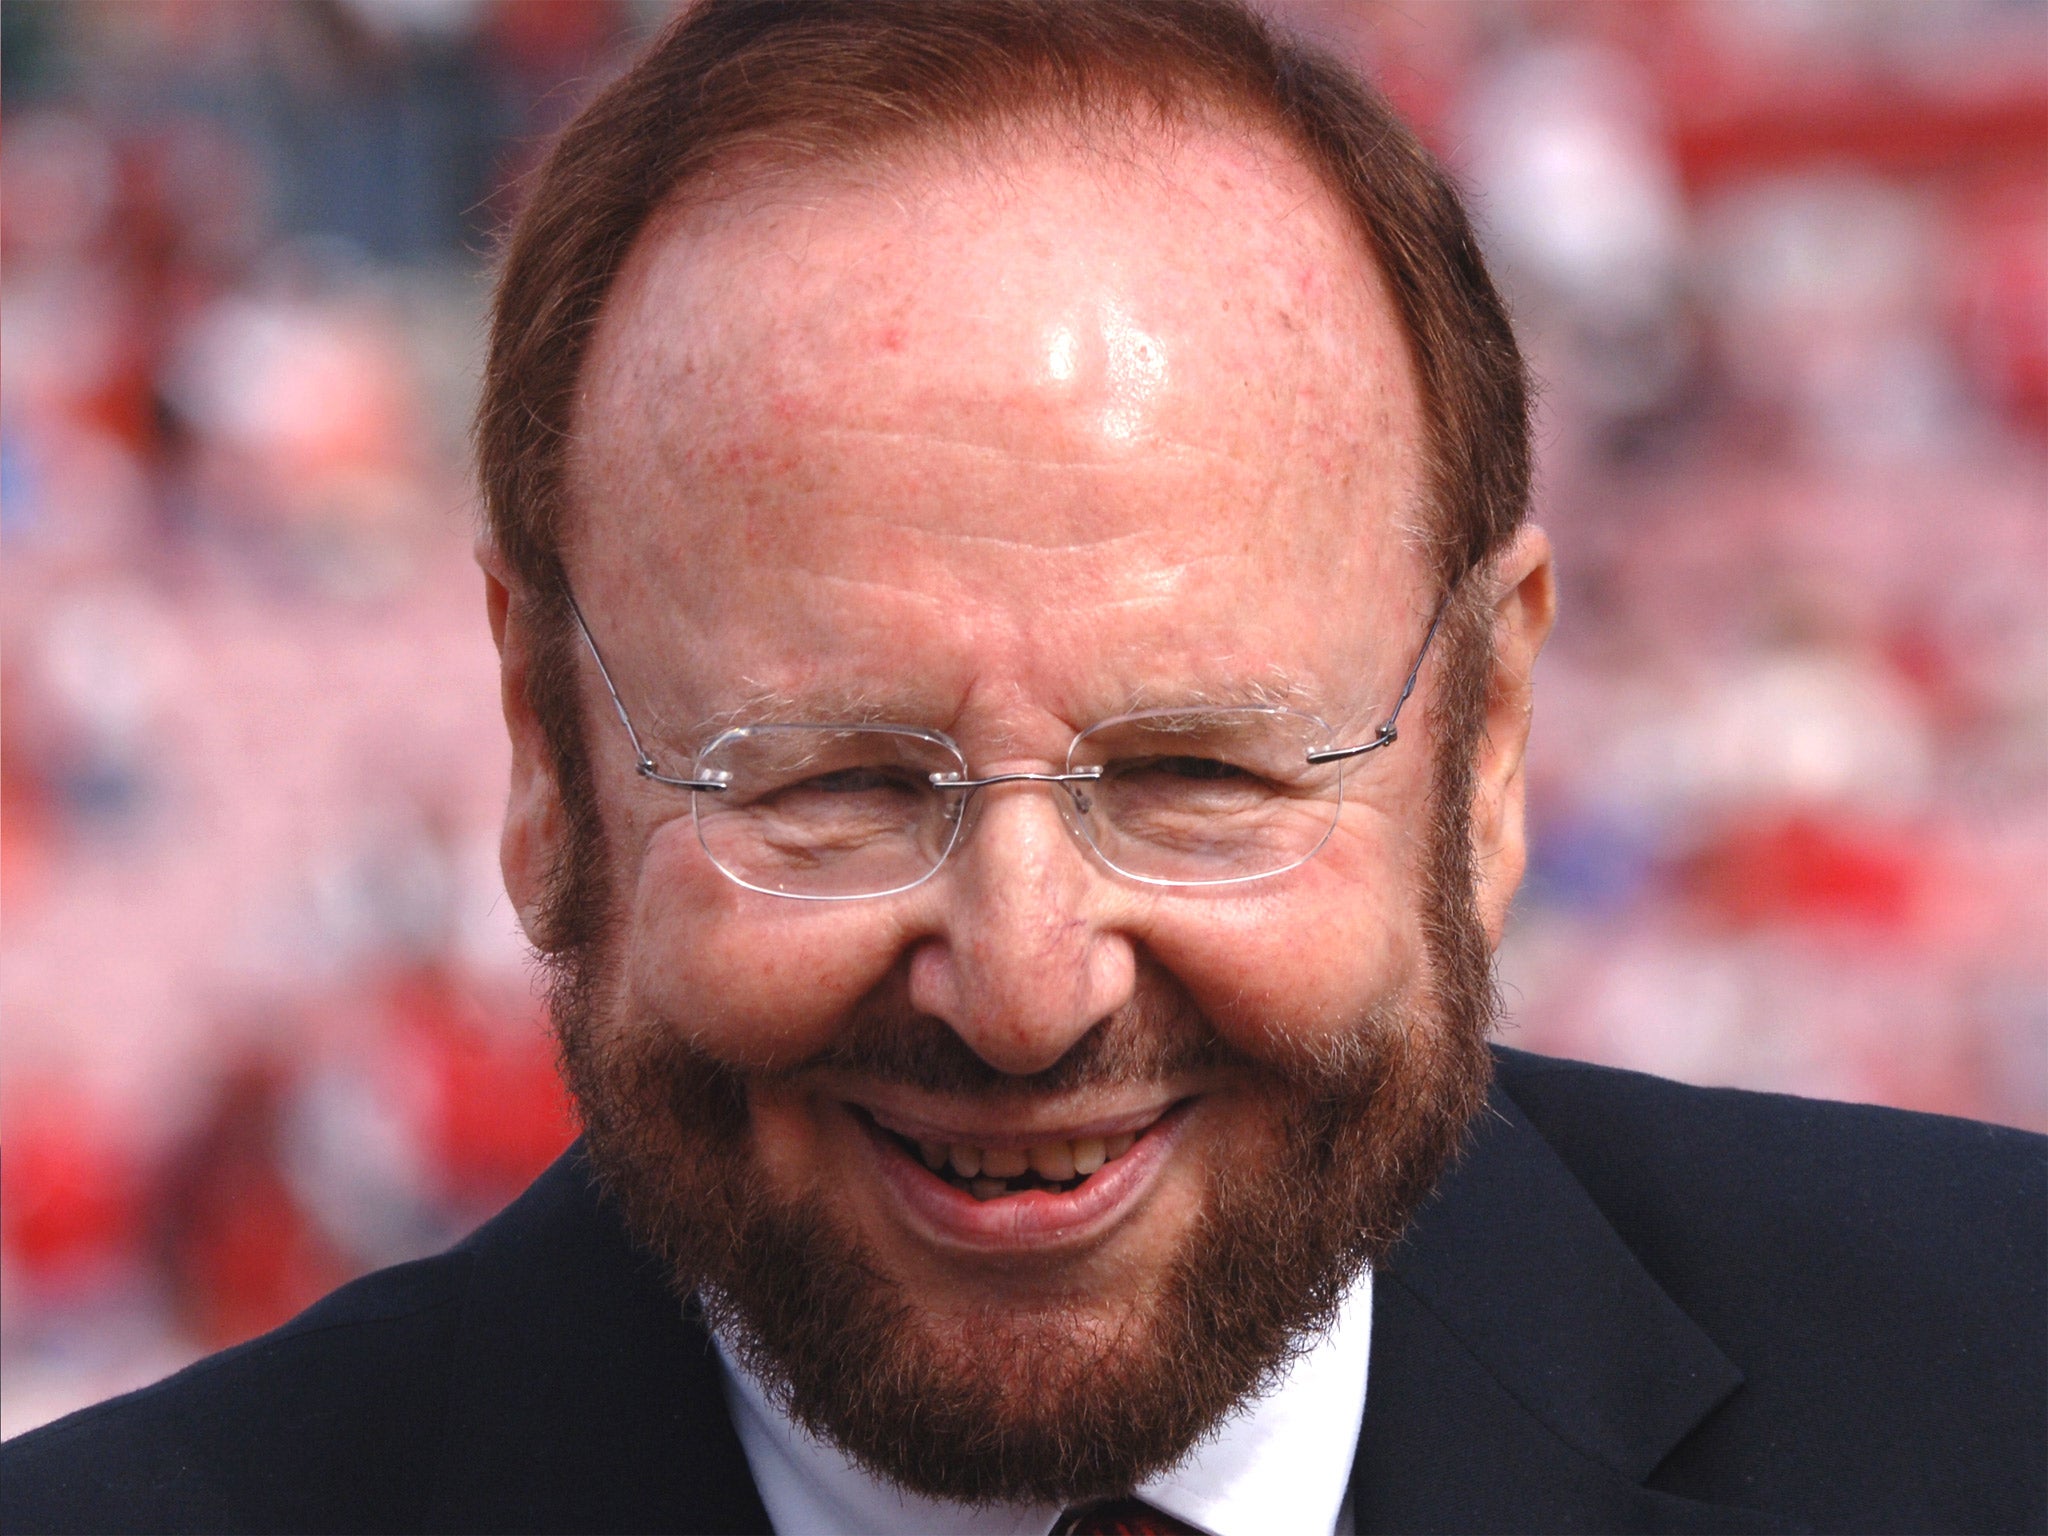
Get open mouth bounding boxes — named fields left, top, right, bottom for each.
left=856, top=1105, right=1178, bottom=1202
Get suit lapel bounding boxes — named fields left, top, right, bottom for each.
left=426, top=1146, right=772, bottom=1535
left=1351, top=1072, right=1803, bottom=1534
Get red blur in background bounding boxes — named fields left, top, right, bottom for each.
left=3, top=0, right=2044, bottom=1438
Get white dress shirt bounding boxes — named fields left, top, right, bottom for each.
left=714, top=1268, right=1373, bottom=1536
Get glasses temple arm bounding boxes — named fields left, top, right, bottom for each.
left=564, top=589, right=728, bottom=792
left=1303, top=592, right=1454, bottom=766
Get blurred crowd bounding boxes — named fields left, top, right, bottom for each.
left=4, top=0, right=2044, bottom=1438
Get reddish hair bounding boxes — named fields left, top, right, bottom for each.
left=475, top=0, right=1528, bottom=949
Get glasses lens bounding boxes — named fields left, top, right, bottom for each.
left=1067, top=708, right=1342, bottom=884
left=693, top=725, right=965, bottom=898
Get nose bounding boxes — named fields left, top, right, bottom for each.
left=905, top=778, right=1138, bottom=1077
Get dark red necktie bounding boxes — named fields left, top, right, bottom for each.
left=1054, top=1498, right=1205, bottom=1536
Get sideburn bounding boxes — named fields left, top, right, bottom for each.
left=524, top=584, right=616, bottom=964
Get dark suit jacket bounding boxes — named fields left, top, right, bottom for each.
left=4, top=1049, right=2042, bottom=1535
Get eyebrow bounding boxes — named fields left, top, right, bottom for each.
left=1119, top=669, right=1325, bottom=714
left=674, top=666, right=1336, bottom=743
left=681, top=680, right=948, bottom=739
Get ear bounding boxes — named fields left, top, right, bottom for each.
left=479, top=537, right=566, bottom=948
left=1468, top=526, right=1556, bottom=948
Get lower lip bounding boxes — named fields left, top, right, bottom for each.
left=853, top=1102, right=1193, bottom=1254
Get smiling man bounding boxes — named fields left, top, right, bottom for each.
left=520, top=40, right=1522, bottom=1520
left=4, top=4, right=2041, bottom=1535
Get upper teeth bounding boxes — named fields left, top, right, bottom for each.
left=917, top=1132, right=1139, bottom=1185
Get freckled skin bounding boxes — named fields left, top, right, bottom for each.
left=488, top=125, right=1554, bottom=1314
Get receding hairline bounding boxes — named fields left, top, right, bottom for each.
left=480, top=1, right=1527, bottom=613
left=562, top=97, right=1425, bottom=528
left=623, top=82, right=1345, bottom=234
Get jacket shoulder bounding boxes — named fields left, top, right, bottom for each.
left=1, top=1250, right=472, bottom=1536
left=1492, top=1047, right=2046, bottom=1530
left=1492, top=1045, right=2044, bottom=1260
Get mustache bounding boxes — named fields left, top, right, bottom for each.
left=749, top=961, right=1397, bottom=1103
left=784, top=965, right=1231, bottom=1098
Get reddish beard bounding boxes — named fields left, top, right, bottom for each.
left=544, top=864, right=1495, bottom=1504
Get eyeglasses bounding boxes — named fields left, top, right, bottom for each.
left=566, top=590, right=1447, bottom=901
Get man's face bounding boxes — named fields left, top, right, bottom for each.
left=494, top=123, right=1547, bottom=1503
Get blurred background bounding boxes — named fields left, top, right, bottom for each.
left=3, top=0, right=2043, bottom=1437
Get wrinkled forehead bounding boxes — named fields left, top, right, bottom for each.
left=564, top=120, right=1430, bottom=718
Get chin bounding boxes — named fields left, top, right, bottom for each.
left=558, top=977, right=1489, bottom=1505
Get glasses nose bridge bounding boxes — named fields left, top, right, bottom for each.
left=931, top=766, right=1103, bottom=865
left=932, top=766, right=1102, bottom=797
left=935, top=766, right=1103, bottom=822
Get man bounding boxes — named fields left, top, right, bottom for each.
left=4, top=3, right=2041, bottom=1533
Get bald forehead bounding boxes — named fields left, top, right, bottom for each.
left=569, top=120, right=1424, bottom=560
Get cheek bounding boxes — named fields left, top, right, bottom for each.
left=747, top=1079, right=838, bottom=1196
left=619, top=819, right=910, bottom=1068
left=1143, top=822, right=1428, bottom=1052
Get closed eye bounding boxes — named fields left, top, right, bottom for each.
left=1142, top=755, right=1250, bottom=781
left=801, top=766, right=926, bottom=794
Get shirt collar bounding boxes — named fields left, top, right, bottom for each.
left=713, top=1267, right=1373, bottom=1536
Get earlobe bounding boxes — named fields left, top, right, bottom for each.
left=479, top=542, right=568, bottom=947
left=1468, top=526, right=1557, bottom=946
